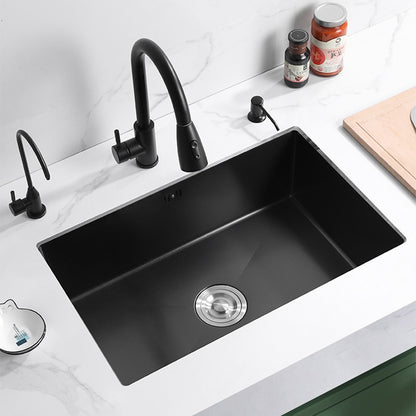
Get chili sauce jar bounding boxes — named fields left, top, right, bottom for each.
left=284, top=29, right=310, bottom=88
left=310, top=3, right=347, bottom=76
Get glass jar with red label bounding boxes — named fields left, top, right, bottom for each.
left=310, top=3, right=347, bottom=76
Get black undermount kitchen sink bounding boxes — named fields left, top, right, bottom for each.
left=39, top=127, right=404, bottom=385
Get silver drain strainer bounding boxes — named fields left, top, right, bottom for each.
left=195, top=285, right=247, bottom=327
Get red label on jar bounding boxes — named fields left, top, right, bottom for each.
left=310, top=35, right=346, bottom=74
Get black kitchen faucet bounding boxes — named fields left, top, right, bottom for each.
left=111, top=38, right=208, bottom=172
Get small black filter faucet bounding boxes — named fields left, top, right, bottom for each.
left=9, top=130, right=50, bottom=219
left=112, top=38, right=208, bottom=172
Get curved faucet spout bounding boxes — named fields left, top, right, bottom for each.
left=131, top=39, right=191, bottom=128
left=112, top=38, right=208, bottom=172
left=9, top=130, right=50, bottom=219
left=16, top=130, right=50, bottom=188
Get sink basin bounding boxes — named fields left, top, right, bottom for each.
left=39, top=127, right=404, bottom=385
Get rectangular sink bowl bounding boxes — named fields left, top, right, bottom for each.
left=39, top=127, right=404, bottom=385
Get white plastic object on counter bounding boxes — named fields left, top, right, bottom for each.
left=0, top=299, right=46, bottom=354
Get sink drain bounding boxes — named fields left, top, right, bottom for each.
left=194, top=285, right=247, bottom=327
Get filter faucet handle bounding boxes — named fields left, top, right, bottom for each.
left=114, top=129, right=121, bottom=146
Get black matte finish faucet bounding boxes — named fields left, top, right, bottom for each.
left=9, top=130, right=50, bottom=219
left=112, top=38, right=208, bottom=172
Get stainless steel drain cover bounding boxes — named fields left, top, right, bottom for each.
left=195, top=285, right=247, bottom=327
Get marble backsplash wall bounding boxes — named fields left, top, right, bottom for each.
left=0, top=0, right=414, bottom=186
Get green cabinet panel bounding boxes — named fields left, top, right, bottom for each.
left=319, top=363, right=415, bottom=416
left=285, top=347, right=416, bottom=416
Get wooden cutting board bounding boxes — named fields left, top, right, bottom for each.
left=343, top=87, right=416, bottom=196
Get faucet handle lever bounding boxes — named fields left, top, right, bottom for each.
left=114, top=129, right=121, bottom=146
left=111, top=129, right=144, bottom=164
left=9, top=190, right=29, bottom=216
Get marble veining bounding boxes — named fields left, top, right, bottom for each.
left=52, top=167, right=112, bottom=229
left=0, top=352, right=113, bottom=415
left=183, top=33, right=215, bottom=87
left=2, top=0, right=416, bottom=186
left=380, top=14, right=404, bottom=71
left=0, top=7, right=416, bottom=416
left=79, top=66, right=131, bottom=149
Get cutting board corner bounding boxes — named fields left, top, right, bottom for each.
left=343, top=87, right=416, bottom=197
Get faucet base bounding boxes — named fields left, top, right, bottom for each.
left=136, top=156, right=159, bottom=169
left=27, top=204, right=46, bottom=219
left=134, top=120, right=158, bottom=168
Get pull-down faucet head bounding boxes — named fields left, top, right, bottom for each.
left=112, top=38, right=208, bottom=172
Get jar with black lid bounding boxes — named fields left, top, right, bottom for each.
left=284, top=29, right=310, bottom=88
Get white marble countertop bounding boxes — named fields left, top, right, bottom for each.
left=1, top=9, right=416, bottom=416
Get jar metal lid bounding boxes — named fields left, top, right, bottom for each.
left=288, top=29, right=309, bottom=44
left=314, top=3, right=347, bottom=28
